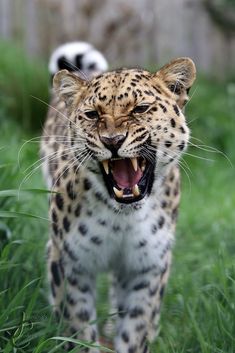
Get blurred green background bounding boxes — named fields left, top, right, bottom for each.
left=0, top=35, right=235, bottom=353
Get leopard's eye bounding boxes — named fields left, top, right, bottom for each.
left=84, top=111, right=99, bottom=120
left=132, top=105, right=149, bottom=114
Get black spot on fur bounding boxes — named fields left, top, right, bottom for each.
left=170, top=118, right=176, bottom=128
left=66, top=181, right=76, bottom=200
left=77, top=309, right=90, bottom=321
left=173, top=104, right=180, bottom=116
left=121, top=331, right=130, bottom=343
left=51, top=261, right=61, bottom=286
left=91, top=236, right=102, bottom=245
left=165, top=186, right=170, bottom=196
left=165, top=141, right=172, bottom=148
left=133, top=281, right=149, bottom=291
left=98, top=219, right=106, bottom=226
left=55, top=193, right=64, bottom=211
left=51, top=208, right=58, bottom=223
left=75, top=204, right=81, bottom=217
left=84, top=178, right=91, bottom=190
left=151, top=307, right=158, bottom=321
left=78, top=223, right=88, bottom=236
left=161, top=200, right=167, bottom=208
left=178, top=141, right=185, bottom=150
left=63, top=217, right=70, bottom=232
left=159, top=103, right=167, bottom=113
left=113, top=225, right=120, bottom=232
left=63, top=241, right=77, bottom=261
left=62, top=167, right=69, bottom=179
left=99, top=94, right=107, bottom=101
left=94, top=191, right=107, bottom=204
left=158, top=216, right=165, bottom=228
left=80, top=284, right=90, bottom=293
left=151, top=224, right=158, bottom=234
left=154, top=86, right=162, bottom=95
left=138, top=239, right=147, bottom=247
left=66, top=293, right=76, bottom=305
left=135, top=323, right=145, bottom=332
left=172, top=207, right=178, bottom=220
left=52, top=222, right=58, bottom=236
left=118, top=305, right=126, bottom=318
left=68, top=276, right=78, bottom=286
left=129, top=307, right=144, bottom=318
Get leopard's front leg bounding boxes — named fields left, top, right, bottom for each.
left=47, top=239, right=100, bottom=353
left=114, top=256, right=171, bottom=353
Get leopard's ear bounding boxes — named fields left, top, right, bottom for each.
left=155, top=57, right=196, bottom=108
left=53, top=69, right=87, bottom=106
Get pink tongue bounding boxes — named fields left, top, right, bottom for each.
left=112, top=159, right=143, bottom=188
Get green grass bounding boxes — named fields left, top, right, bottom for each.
left=0, top=43, right=235, bottom=352
left=0, top=41, right=49, bottom=131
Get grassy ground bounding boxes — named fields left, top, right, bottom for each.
left=0, top=44, right=235, bottom=352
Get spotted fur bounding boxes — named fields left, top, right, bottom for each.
left=41, top=57, right=196, bottom=353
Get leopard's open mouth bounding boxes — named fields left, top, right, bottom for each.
left=100, top=157, right=155, bottom=203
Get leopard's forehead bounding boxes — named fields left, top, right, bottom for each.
left=83, top=69, right=165, bottom=113
left=90, top=68, right=153, bottom=88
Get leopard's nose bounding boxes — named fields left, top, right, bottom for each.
left=100, top=134, right=127, bottom=156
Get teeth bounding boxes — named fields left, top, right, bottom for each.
left=113, top=187, right=123, bottom=198
left=131, top=157, right=138, bottom=172
left=132, top=184, right=140, bottom=197
left=141, top=159, right=146, bottom=172
left=102, top=160, right=109, bottom=174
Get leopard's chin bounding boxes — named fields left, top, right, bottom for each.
left=100, top=157, right=155, bottom=204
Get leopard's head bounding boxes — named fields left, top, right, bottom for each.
left=53, top=58, right=196, bottom=204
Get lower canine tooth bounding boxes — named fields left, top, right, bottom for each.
left=132, top=184, right=140, bottom=197
left=131, top=157, right=138, bottom=172
left=113, top=187, right=123, bottom=198
left=141, top=160, right=146, bottom=172
left=102, top=160, right=109, bottom=174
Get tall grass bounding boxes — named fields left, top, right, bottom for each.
left=0, top=41, right=235, bottom=352
left=0, top=41, right=49, bottom=131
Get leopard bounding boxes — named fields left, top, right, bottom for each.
left=41, top=55, right=196, bottom=353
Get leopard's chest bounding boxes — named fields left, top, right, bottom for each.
left=62, top=192, right=174, bottom=276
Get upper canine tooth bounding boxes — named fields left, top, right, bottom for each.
left=102, top=160, right=109, bottom=174
left=132, top=184, right=140, bottom=197
left=131, top=157, right=138, bottom=172
left=113, top=187, right=123, bottom=198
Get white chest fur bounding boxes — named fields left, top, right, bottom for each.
left=63, top=190, right=174, bottom=277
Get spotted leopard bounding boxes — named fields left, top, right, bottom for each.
left=41, top=56, right=196, bottom=353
